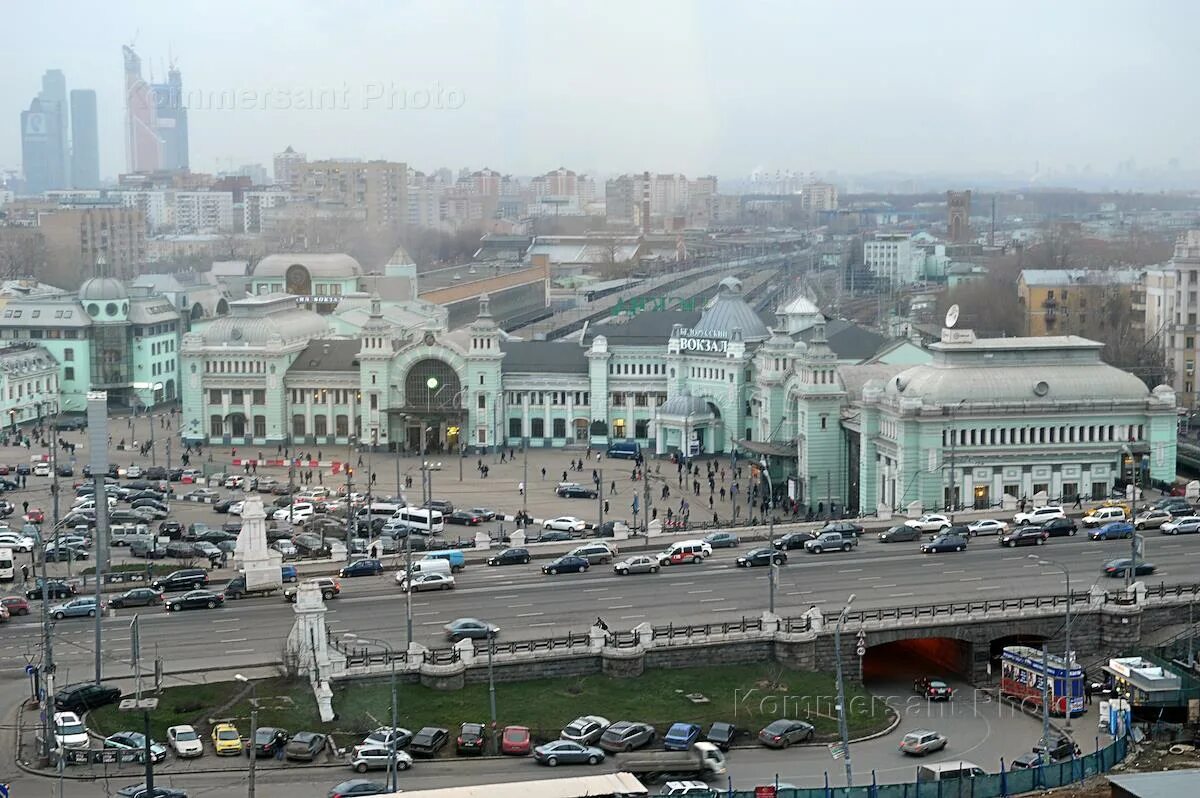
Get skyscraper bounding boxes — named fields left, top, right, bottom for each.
left=70, top=90, right=100, bottom=189
left=123, top=45, right=160, bottom=173
left=20, top=97, right=66, bottom=194
left=40, top=69, right=69, bottom=177
left=152, top=65, right=189, bottom=170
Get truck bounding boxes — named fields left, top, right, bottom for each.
left=804, top=531, right=858, bottom=554
left=614, top=742, right=726, bottom=782
left=387, top=773, right=648, bottom=798
left=222, top=568, right=283, bottom=600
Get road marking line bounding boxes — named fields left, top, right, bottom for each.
left=494, top=595, right=519, bottom=600
left=858, top=576, right=881, bottom=581
left=517, top=612, right=544, bottom=618
left=219, top=638, right=248, bottom=643
left=711, top=607, right=740, bottom=612
left=838, top=569, right=863, bottom=573
left=944, top=569, right=965, bottom=574
left=890, top=592, right=914, bottom=598
left=415, top=611, right=440, bottom=617
left=421, top=621, right=444, bottom=626
left=529, top=622, right=555, bottom=627
left=699, top=598, right=724, bottom=603
left=582, top=588, right=608, bottom=593
left=872, top=584, right=897, bottom=589
left=620, top=614, right=645, bottom=620
left=669, top=582, right=695, bottom=586
left=687, top=589, right=713, bottom=594
left=608, top=605, right=633, bottom=610
left=507, top=603, right=533, bottom=608
left=959, top=577, right=983, bottom=581
left=225, top=648, right=255, bottom=654
left=976, top=585, right=1003, bottom=591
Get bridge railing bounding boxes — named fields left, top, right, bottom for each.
left=650, top=616, right=764, bottom=641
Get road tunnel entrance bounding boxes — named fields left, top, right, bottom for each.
left=862, top=638, right=974, bottom=685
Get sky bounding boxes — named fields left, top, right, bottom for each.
left=4, top=0, right=1199, bottom=183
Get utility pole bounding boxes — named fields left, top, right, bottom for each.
left=236, top=675, right=257, bottom=798
left=1039, top=643, right=1052, bottom=766
left=642, top=464, right=651, bottom=535
left=487, top=630, right=498, bottom=755
left=522, top=444, right=528, bottom=518
left=1128, top=455, right=1140, bottom=591
left=834, top=594, right=855, bottom=787
left=86, top=391, right=109, bottom=683
left=344, top=437, right=355, bottom=562
left=597, top=468, right=604, bottom=531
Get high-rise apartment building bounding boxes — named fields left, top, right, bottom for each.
left=69, top=90, right=100, bottom=189
left=273, top=146, right=307, bottom=187
left=244, top=190, right=290, bottom=234
left=800, top=182, right=839, bottom=212
left=36, top=206, right=146, bottom=288
left=174, top=191, right=234, bottom=233
left=40, top=70, right=69, bottom=179
left=863, top=232, right=917, bottom=285
left=293, top=159, right=408, bottom=227
left=20, top=97, right=66, bottom=195
left=152, top=66, right=189, bottom=171
left=112, top=190, right=171, bottom=231
left=1148, top=231, right=1200, bottom=406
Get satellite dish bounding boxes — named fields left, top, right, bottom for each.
left=945, top=304, right=960, bottom=329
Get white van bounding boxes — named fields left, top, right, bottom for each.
left=405, top=558, right=452, bottom=578
left=916, top=761, right=986, bottom=782
left=1082, top=506, right=1126, bottom=528
left=356, top=502, right=403, bottom=520
left=110, top=523, right=152, bottom=546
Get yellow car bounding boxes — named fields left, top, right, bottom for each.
left=211, top=722, right=242, bottom=755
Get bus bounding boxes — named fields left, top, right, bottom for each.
left=1000, top=645, right=1085, bottom=717
left=373, top=773, right=648, bottom=798
left=392, top=506, right=445, bottom=534
left=0, top=547, right=13, bottom=582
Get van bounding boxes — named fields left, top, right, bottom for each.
left=1082, top=506, right=1126, bottom=528
left=356, top=502, right=403, bottom=520
left=422, top=549, right=466, bottom=573
left=658, top=540, right=710, bottom=566
left=569, top=542, right=618, bottom=565
left=606, top=441, right=641, bottom=460
left=916, top=761, right=986, bottom=783
left=109, top=523, right=152, bottom=546
left=405, top=558, right=452, bottom=578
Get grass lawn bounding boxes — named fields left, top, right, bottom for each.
left=90, top=664, right=893, bottom=749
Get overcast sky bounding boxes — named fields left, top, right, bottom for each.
left=5, top=0, right=1199, bottom=183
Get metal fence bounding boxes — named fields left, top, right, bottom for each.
left=651, top=616, right=764, bottom=641
left=819, top=591, right=1093, bottom=627
left=724, top=734, right=1128, bottom=797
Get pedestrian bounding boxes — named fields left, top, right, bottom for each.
left=232, top=447, right=237, bottom=459
left=318, top=450, right=323, bottom=461
left=712, top=511, right=719, bottom=525
left=518, top=481, right=525, bottom=496
left=562, top=471, right=568, bottom=483
left=357, top=455, right=363, bottom=467
left=219, top=551, right=228, bottom=569
left=20, top=563, right=29, bottom=584
left=604, top=499, right=610, bottom=514
left=541, top=467, right=547, bottom=480
left=1073, top=493, right=1082, bottom=509
left=720, top=487, right=726, bottom=501
left=610, top=480, right=617, bottom=495
left=22, top=501, right=28, bottom=516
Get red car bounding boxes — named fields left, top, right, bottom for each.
left=914, top=677, right=954, bottom=700
left=1, top=596, right=30, bottom=616
left=0, top=465, right=8, bottom=475
left=24, top=508, right=44, bottom=523
left=500, top=725, right=531, bottom=756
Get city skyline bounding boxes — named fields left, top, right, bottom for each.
left=3, top=0, right=1200, bottom=188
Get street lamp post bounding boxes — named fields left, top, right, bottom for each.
left=1121, top=444, right=1141, bottom=591
left=1031, top=554, right=1074, bottom=730
left=948, top=399, right=967, bottom=522
left=344, top=635, right=398, bottom=791
left=486, top=628, right=498, bottom=754
left=834, top=593, right=856, bottom=788
left=235, top=674, right=257, bottom=798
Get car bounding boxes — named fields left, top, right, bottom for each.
left=613, top=554, right=660, bottom=575
left=1014, top=506, right=1066, bottom=526
left=818, top=521, right=865, bottom=537
left=1134, top=508, right=1173, bottom=530
left=167, top=724, right=204, bottom=758
left=469, top=507, right=497, bottom=522
left=152, top=569, right=208, bottom=593
left=570, top=542, right=618, bottom=565
left=501, top=725, right=532, bottom=755
left=1090, top=521, right=1134, bottom=540
left=703, top=531, right=740, bottom=548
left=967, top=519, right=1007, bottom=536
left=327, top=779, right=388, bottom=798
left=1009, top=751, right=1045, bottom=770
left=349, top=743, right=413, bottom=772
left=1103, top=559, right=1157, bottom=578
left=663, top=722, right=703, bottom=751
left=878, top=525, right=921, bottom=543
left=211, top=723, right=242, bottom=755
left=2, top=595, right=30, bottom=616
left=456, top=722, right=487, bottom=755
left=705, top=721, right=738, bottom=751
left=534, top=529, right=574, bottom=542
left=408, top=726, right=449, bottom=757
left=424, top=498, right=455, bottom=514
left=1082, top=507, right=1128, bottom=528
left=599, top=720, right=656, bottom=752
left=50, top=596, right=103, bottom=620
left=125, top=465, right=143, bottom=478
left=533, top=739, right=605, bottom=766
left=109, top=588, right=164, bottom=609
left=659, top=781, right=715, bottom=796
left=905, top=514, right=951, bottom=533
left=921, top=533, right=968, bottom=553
left=557, top=483, right=598, bottom=499
left=757, top=719, right=814, bottom=749
left=159, top=520, right=183, bottom=538
left=53, top=710, right=90, bottom=749
left=1039, top=517, right=1078, bottom=537
left=272, top=540, right=298, bottom=557
left=543, top=515, right=587, bottom=533
left=246, top=726, right=289, bottom=757
left=561, top=715, right=610, bottom=745
left=284, top=730, right=327, bottom=761
left=1033, top=734, right=1081, bottom=761
left=444, top=617, right=498, bottom=641
left=397, top=572, right=456, bottom=592
left=44, top=544, right=89, bottom=562
left=737, top=547, right=786, bottom=567
left=772, top=531, right=816, bottom=550
left=165, top=590, right=224, bottom=612
left=1000, top=527, right=1048, bottom=547
left=542, top=555, right=590, bottom=574
left=105, top=731, right=168, bottom=763
left=1160, top=516, right=1200, bottom=535
left=360, top=726, right=413, bottom=750
left=115, top=786, right=189, bottom=798
left=0, top=533, right=35, bottom=551
left=130, top=540, right=169, bottom=559
left=33, top=462, right=51, bottom=477
left=804, top=531, right=857, bottom=553
left=914, top=677, right=954, bottom=700
left=285, top=577, right=341, bottom=602
left=192, top=542, right=223, bottom=564
left=899, top=728, right=948, bottom=756
left=446, top=510, right=484, bottom=526
left=487, top=548, right=530, bottom=566
left=55, top=682, right=122, bottom=713
left=339, top=559, right=384, bottom=578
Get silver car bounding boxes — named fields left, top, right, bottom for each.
left=898, top=728, right=948, bottom=756
left=348, top=743, right=413, bottom=772
left=613, top=555, right=660, bottom=575
left=560, top=715, right=610, bottom=745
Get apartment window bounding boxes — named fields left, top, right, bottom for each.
left=1188, top=337, right=1195, bottom=349
left=209, top=389, right=222, bottom=404
left=253, top=389, right=266, bottom=405
left=509, top=418, right=522, bottom=438
left=612, top=393, right=625, bottom=406
left=253, top=415, right=267, bottom=437
left=230, top=389, right=244, bottom=405
left=477, top=394, right=485, bottom=409
left=64, top=367, right=74, bottom=381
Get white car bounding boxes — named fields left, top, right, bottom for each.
left=904, top=514, right=951, bottom=533
left=228, top=501, right=245, bottom=516
left=560, top=715, right=611, bottom=744
left=33, top=462, right=51, bottom=477
left=167, top=724, right=204, bottom=758
left=1082, top=507, right=1127, bottom=528
left=660, top=782, right=715, bottom=797
left=966, top=519, right=1007, bottom=536
left=271, top=540, right=298, bottom=557
left=273, top=502, right=314, bottom=522
left=224, top=475, right=245, bottom=489
left=543, top=516, right=587, bottom=533
left=1013, top=505, right=1065, bottom=526
left=53, top=711, right=89, bottom=750
left=125, top=465, right=142, bottom=478
left=0, top=533, right=36, bottom=552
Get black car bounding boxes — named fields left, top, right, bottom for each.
left=56, top=465, right=74, bottom=477
left=195, top=529, right=236, bottom=544
left=158, top=520, right=183, bottom=538
left=116, top=785, right=188, bottom=798
left=772, top=531, right=815, bottom=550
left=131, top=498, right=169, bottom=513
left=818, top=521, right=865, bottom=537
left=143, top=467, right=168, bottom=481
left=44, top=545, right=88, bottom=562
left=487, top=548, right=531, bottom=566
left=327, top=780, right=386, bottom=798
left=921, top=533, right=968, bottom=553
left=246, top=727, right=289, bottom=756
left=542, top=555, right=589, bottom=575
left=737, top=548, right=787, bottom=567
left=165, top=590, right=225, bottom=612
left=446, top=511, right=483, bottom=526
left=129, top=490, right=167, bottom=502
left=456, top=722, right=486, bottom=755
left=534, top=530, right=573, bottom=543
left=111, top=509, right=153, bottom=524
left=1000, top=527, right=1048, bottom=548
left=55, top=682, right=122, bottom=713
left=212, top=498, right=237, bottom=514
left=408, top=726, right=449, bottom=757
left=152, top=568, right=209, bottom=593
left=165, top=541, right=198, bottom=559
left=878, top=525, right=921, bottom=543
left=26, top=579, right=76, bottom=600
left=705, top=721, right=738, bottom=751
left=339, top=559, right=384, bottom=578
left=1039, top=517, right=1078, bottom=538
left=110, top=588, right=164, bottom=609
left=556, top=484, right=597, bottom=499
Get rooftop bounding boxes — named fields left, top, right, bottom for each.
left=500, top=341, right=588, bottom=373
left=286, top=339, right=361, bottom=374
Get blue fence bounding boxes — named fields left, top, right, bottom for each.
left=726, top=734, right=1128, bottom=798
